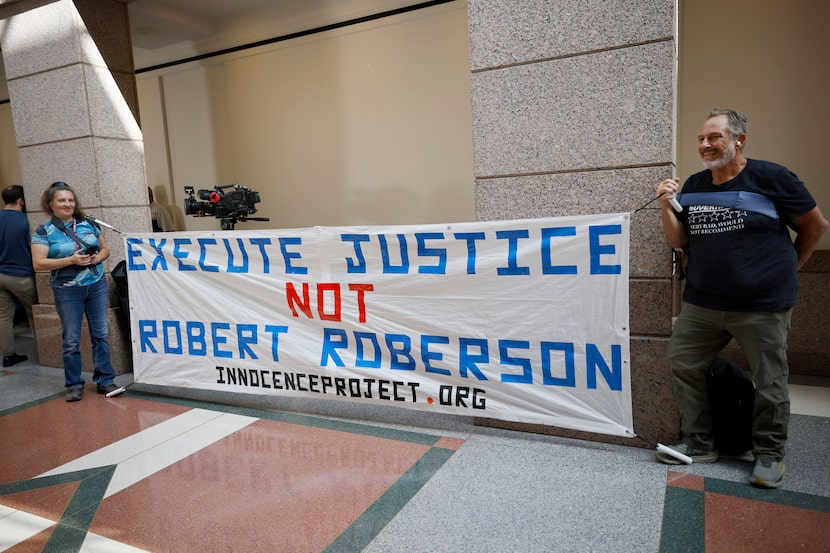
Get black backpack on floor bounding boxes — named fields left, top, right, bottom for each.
left=705, top=357, right=755, bottom=456
left=111, top=260, right=130, bottom=326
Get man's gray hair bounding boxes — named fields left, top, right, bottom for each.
left=708, top=108, right=747, bottom=138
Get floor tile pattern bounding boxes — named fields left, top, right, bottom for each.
left=0, top=390, right=462, bottom=552
left=661, top=470, right=830, bottom=553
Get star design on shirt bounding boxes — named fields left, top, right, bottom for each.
left=689, top=208, right=748, bottom=225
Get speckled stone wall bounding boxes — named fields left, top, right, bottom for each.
left=789, top=251, right=830, bottom=376
left=467, top=0, right=680, bottom=447
left=0, top=0, right=149, bottom=374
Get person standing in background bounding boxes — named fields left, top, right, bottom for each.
left=31, top=182, right=120, bottom=402
left=148, top=187, right=175, bottom=232
left=0, top=185, right=37, bottom=367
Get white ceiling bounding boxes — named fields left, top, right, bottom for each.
left=128, top=0, right=433, bottom=69
left=0, top=0, right=437, bottom=82
left=129, top=0, right=314, bottom=50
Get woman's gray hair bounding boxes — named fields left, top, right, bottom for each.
left=708, top=108, right=747, bottom=139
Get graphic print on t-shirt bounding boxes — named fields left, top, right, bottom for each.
left=686, top=205, right=749, bottom=236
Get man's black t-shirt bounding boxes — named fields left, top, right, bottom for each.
left=676, top=159, right=816, bottom=312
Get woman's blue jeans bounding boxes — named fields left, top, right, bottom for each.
left=52, top=278, right=116, bottom=390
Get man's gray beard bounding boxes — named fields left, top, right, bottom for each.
left=701, top=144, right=736, bottom=170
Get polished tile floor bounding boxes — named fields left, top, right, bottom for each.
left=1, top=328, right=829, bottom=552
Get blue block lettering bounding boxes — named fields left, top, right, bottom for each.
left=499, top=340, right=532, bottom=383
left=321, top=327, right=348, bottom=366
left=211, top=322, right=232, bottom=358
left=187, top=322, right=206, bottom=356
left=197, top=238, right=219, bottom=272
left=496, top=230, right=530, bottom=276
left=149, top=238, right=168, bottom=270
left=416, top=232, right=447, bottom=274
left=586, top=343, right=623, bottom=391
left=173, top=238, right=196, bottom=271
left=589, top=225, right=622, bottom=275
left=162, top=320, right=182, bottom=354
left=386, top=334, right=415, bottom=370
left=355, top=331, right=382, bottom=368
left=342, top=234, right=370, bottom=273
left=422, top=335, right=451, bottom=375
left=541, top=342, right=576, bottom=387
left=127, top=238, right=145, bottom=270
left=458, top=338, right=489, bottom=380
left=279, top=237, right=307, bottom=274
left=454, top=232, right=485, bottom=274
left=139, top=320, right=157, bottom=352
left=379, top=234, right=410, bottom=274
left=541, top=227, right=577, bottom=274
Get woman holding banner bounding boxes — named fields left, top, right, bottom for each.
left=31, top=182, right=119, bottom=402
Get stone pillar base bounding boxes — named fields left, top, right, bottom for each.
left=32, top=303, right=132, bottom=375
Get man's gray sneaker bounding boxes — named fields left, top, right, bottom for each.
left=655, top=441, right=718, bottom=465
left=750, top=457, right=784, bottom=489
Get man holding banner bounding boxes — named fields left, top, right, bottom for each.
left=655, top=108, right=828, bottom=488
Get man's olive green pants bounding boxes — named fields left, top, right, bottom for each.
left=667, top=302, right=793, bottom=461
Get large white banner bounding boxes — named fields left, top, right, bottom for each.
left=126, top=213, right=633, bottom=437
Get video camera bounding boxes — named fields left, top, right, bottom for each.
left=184, top=184, right=269, bottom=230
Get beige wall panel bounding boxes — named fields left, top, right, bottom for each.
left=0, top=104, right=21, bottom=187
left=159, top=65, right=234, bottom=232
left=142, top=5, right=474, bottom=232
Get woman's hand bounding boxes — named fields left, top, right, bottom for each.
left=32, top=241, right=107, bottom=272
left=76, top=252, right=97, bottom=266
left=64, top=250, right=96, bottom=267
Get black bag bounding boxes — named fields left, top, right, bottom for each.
left=705, top=357, right=755, bottom=456
left=111, top=260, right=130, bottom=326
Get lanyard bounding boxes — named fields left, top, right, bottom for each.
left=51, top=216, right=93, bottom=252
left=71, top=219, right=79, bottom=250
